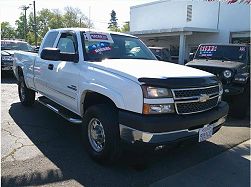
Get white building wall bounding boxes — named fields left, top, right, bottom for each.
left=130, top=0, right=250, bottom=37
left=130, top=0, right=250, bottom=62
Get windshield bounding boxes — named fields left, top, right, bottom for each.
left=194, top=45, right=247, bottom=63
left=1, top=41, right=33, bottom=51
left=81, top=32, right=156, bottom=62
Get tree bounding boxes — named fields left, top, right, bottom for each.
left=13, top=6, right=93, bottom=45
left=1, top=22, right=16, bottom=39
left=120, top=21, right=130, bottom=33
left=15, top=15, right=26, bottom=39
left=108, top=10, right=120, bottom=32
left=63, top=7, right=93, bottom=28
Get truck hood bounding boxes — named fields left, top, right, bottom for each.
left=186, top=59, right=245, bottom=70
left=88, top=59, right=214, bottom=83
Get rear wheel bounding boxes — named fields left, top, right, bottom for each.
left=82, top=104, right=122, bottom=163
left=18, top=76, right=35, bottom=106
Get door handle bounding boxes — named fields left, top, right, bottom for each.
left=48, top=64, right=54, bottom=70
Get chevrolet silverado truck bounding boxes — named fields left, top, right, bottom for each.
left=187, top=44, right=250, bottom=118
left=13, top=28, right=229, bottom=163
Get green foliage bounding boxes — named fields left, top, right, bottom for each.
left=108, top=10, right=119, bottom=32
left=120, top=22, right=130, bottom=33
left=12, top=6, right=93, bottom=45
left=1, top=22, right=16, bottom=39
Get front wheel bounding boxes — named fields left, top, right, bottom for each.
left=82, top=104, right=122, bottom=164
left=18, top=76, right=35, bottom=106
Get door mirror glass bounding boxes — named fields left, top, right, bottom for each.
left=40, top=47, right=79, bottom=62
left=41, top=48, right=60, bottom=61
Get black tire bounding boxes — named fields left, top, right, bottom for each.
left=82, top=104, right=122, bottom=164
left=18, top=76, right=35, bottom=106
left=230, top=87, right=250, bottom=118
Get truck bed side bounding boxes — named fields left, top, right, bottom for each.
left=13, top=51, right=38, bottom=90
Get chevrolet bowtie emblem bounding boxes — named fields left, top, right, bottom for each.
left=198, top=94, right=210, bottom=103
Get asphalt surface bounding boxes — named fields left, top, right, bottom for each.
left=1, top=73, right=250, bottom=187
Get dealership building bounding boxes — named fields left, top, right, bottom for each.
left=130, top=0, right=250, bottom=64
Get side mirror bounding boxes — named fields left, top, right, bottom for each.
left=41, top=48, right=60, bottom=61
left=40, top=48, right=79, bottom=62
left=34, top=46, right=40, bottom=53
left=60, top=52, right=79, bottom=63
left=155, top=54, right=163, bottom=61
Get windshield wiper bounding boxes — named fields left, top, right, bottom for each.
left=221, top=56, right=232, bottom=61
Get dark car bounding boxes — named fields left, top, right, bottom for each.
left=186, top=43, right=250, bottom=118
left=1, top=40, right=34, bottom=72
left=148, top=47, right=172, bottom=62
left=1, top=50, right=14, bottom=71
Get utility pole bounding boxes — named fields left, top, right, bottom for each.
left=21, top=5, right=30, bottom=41
left=33, top=0, right=38, bottom=46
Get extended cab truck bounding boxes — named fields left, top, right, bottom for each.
left=13, top=28, right=229, bottom=163
left=186, top=44, right=250, bottom=118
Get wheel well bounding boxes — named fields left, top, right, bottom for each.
left=17, top=66, right=23, bottom=80
left=82, top=92, right=117, bottom=114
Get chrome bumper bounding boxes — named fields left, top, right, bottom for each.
left=119, top=116, right=227, bottom=144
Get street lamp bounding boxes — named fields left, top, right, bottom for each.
left=33, top=0, right=38, bottom=46
left=20, top=1, right=37, bottom=46
left=21, top=4, right=31, bottom=41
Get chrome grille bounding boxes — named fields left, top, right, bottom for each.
left=172, top=85, right=220, bottom=114
left=173, top=86, right=219, bottom=98
left=176, top=96, right=219, bottom=114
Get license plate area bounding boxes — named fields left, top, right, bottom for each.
left=198, top=125, right=213, bottom=142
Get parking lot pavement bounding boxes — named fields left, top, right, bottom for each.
left=1, top=75, right=250, bottom=187
left=150, top=139, right=250, bottom=187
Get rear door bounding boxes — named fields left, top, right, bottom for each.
left=34, top=31, right=59, bottom=93
left=45, top=31, right=80, bottom=113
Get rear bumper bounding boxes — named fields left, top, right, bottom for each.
left=119, top=101, right=229, bottom=144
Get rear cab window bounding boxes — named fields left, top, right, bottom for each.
left=40, top=31, right=59, bottom=50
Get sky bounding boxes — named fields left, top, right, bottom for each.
left=0, top=0, right=156, bottom=30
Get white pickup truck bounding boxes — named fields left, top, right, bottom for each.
left=13, top=28, right=229, bottom=163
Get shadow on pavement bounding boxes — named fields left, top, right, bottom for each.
left=2, top=101, right=250, bottom=187
left=1, top=74, right=17, bottom=84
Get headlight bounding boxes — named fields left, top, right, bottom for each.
left=223, top=70, right=232, bottom=78
left=2, top=56, right=14, bottom=61
left=142, top=86, right=172, bottom=98
left=143, top=103, right=175, bottom=114
left=219, top=82, right=223, bottom=95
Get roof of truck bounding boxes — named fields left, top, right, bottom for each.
left=49, top=28, right=137, bottom=38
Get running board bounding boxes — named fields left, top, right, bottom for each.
left=37, top=96, right=82, bottom=124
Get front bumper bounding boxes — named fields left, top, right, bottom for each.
left=1, top=63, right=13, bottom=71
left=119, top=101, right=229, bottom=144
left=223, top=84, right=245, bottom=96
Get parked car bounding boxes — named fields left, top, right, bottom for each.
left=1, top=50, right=14, bottom=71
left=186, top=43, right=250, bottom=118
left=1, top=40, right=34, bottom=72
left=13, top=29, right=228, bottom=163
left=148, top=47, right=172, bottom=62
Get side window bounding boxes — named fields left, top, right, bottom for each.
left=41, top=31, right=58, bottom=49
left=57, top=33, right=77, bottom=53
left=126, top=41, right=148, bottom=58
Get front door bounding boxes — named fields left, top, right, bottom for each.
left=45, top=32, right=80, bottom=113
